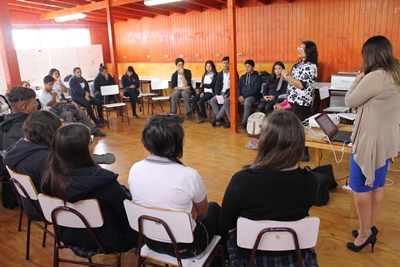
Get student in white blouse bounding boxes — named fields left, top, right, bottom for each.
left=192, top=60, right=218, bottom=123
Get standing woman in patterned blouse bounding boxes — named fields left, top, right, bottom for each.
left=281, top=41, right=318, bottom=162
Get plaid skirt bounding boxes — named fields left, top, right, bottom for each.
left=227, top=230, right=319, bottom=267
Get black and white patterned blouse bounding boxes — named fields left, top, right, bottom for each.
left=287, top=61, right=318, bottom=106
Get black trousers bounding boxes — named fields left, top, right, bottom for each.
left=123, top=88, right=141, bottom=115
left=72, top=96, right=103, bottom=121
left=144, top=202, right=221, bottom=259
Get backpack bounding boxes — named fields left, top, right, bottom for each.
left=246, top=112, right=266, bottom=136
left=305, top=166, right=331, bottom=206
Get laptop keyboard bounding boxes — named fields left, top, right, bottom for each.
left=333, top=131, right=352, bottom=141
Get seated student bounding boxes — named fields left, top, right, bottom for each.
left=39, top=75, right=105, bottom=137
left=0, top=94, right=10, bottom=123
left=41, top=123, right=136, bottom=253
left=93, top=64, right=119, bottom=104
left=210, top=56, right=239, bottom=128
left=192, top=60, right=218, bottom=123
left=49, top=68, right=70, bottom=97
left=256, top=61, right=288, bottom=115
left=128, top=114, right=221, bottom=258
left=170, top=58, right=195, bottom=120
left=21, top=80, right=42, bottom=110
left=121, top=66, right=142, bottom=119
left=69, top=67, right=105, bottom=127
left=237, top=59, right=263, bottom=132
left=3, top=110, right=61, bottom=219
left=219, top=111, right=318, bottom=266
left=0, top=87, right=38, bottom=151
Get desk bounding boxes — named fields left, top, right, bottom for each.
left=304, top=124, right=357, bottom=218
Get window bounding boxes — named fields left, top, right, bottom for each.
left=12, top=29, right=91, bottom=49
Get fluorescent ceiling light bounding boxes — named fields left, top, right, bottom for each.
left=144, top=0, right=182, bottom=6
left=55, top=13, right=87, bottom=22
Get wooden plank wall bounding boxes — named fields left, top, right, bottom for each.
left=112, top=0, right=400, bottom=82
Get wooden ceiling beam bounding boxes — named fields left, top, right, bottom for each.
left=18, top=0, right=73, bottom=9
left=8, top=0, right=56, bottom=11
left=122, top=3, right=170, bottom=16
left=186, top=0, right=223, bottom=10
left=112, top=7, right=154, bottom=19
left=39, top=0, right=142, bottom=20
left=168, top=2, right=204, bottom=13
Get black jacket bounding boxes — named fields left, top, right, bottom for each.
left=0, top=112, right=29, bottom=151
left=171, top=69, right=195, bottom=96
left=93, top=72, right=117, bottom=95
left=199, top=72, right=218, bottom=94
left=237, top=71, right=263, bottom=99
left=3, top=138, right=48, bottom=220
left=46, top=166, right=136, bottom=252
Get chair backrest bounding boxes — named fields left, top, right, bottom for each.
left=38, top=194, right=104, bottom=228
left=151, top=79, right=169, bottom=91
left=6, top=166, right=38, bottom=200
left=100, top=84, right=120, bottom=96
left=123, top=200, right=193, bottom=243
left=236, top=217, right=320, bottom=251
left=191, top=79, right=196, bottom=89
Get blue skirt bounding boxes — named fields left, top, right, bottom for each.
left=349, top=154, right=389, bottom=193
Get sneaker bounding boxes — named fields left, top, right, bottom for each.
left=93, top=130, right=106, bottom=137
left=216, top=118, right=225, bottom=126
left=92, top=153, right=116, bottom=164
left=210, top=118, right=217, bottom=127
left=133, top=114, right=139, bottom=119
left=197, top=116, right=206, bottom=124
left=95, top=121, right=104, bottom=128
left=185, top=112, right=192, bottom=120
left=301, top=154, right=310, bottom=162
left=245, top=138, right=259, bottom=150
left=222, top=122, right=231, bottom=129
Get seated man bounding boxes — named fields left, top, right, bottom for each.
left=238, top=59, right=262, bottom=132
left=39, top=75, right=105, bottom=137
left=170, top=58, right=195, bottom=120
left=210, top=56, right=239, bottom=128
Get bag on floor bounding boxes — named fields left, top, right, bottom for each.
left=312, top=164, right=338, bottom=189
left=246, top=112, right=266, bottom=136
left=305, top=166, right=330, bottom=206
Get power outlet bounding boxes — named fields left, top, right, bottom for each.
left=238, top=53, right=243, bottom=57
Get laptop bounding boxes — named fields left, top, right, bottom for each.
left=314, top=113, right=352, bottom=143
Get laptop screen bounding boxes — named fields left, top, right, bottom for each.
left=314, top=113, right=338, bottom=138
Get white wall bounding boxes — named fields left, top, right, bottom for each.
left=17, top=44, right=103, bottom=87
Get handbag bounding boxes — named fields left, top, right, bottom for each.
left=305, top=165, right=337, bottom=206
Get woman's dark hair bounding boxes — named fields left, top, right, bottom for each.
left=141, top=114, right=185, bottom=164
left=302, top=40, right=318, bottom=66
left=22, top=110, right=61, bottom=147
left=249, top=110, right=305, bottom=170
left=175, top=58, right=184, bottom=66
left=42, top=124, right=96, bottom=201
left=73, top=67, right=81, bottom=74
left=125, top=66, right=138, bottom=81
left=99, top=63, right=107, bottom=73
left=268, top=61, right=285, bottom=84
left=362, top=35, right=400, bottom=87
left=49, top=68, right=59, bottom=77
left=204, top=60, right=217, bottom=74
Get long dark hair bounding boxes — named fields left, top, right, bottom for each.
left=42, top=124, right=96, bottom=201
left=268, top=61, right=285, bottom=84
left=22, top=110, right=61, bottom=147
left=249, top=110, right=304, bottom=171
left=125, top=66, right=138, bottom=81
left=204, top=60, right=217, bottom=75
left=141, top=114, right=185, bottom=164
left=302, top=40, right=318, bottom=66
left=49, top=68, right=60, bottom=77
left=362, top=35, right=400, bottom=87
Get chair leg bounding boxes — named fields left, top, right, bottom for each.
left=159, top=101, right=164, bottom=112
left=117, top=252, right=121, bottom=267
left=42, top=222, right=48, bottom=247
left=126, top=107, right=130, bottom=126
left=18, top=207, right=23, bottom=231
left=106, top=109, right=110, bottom=129
left=26, top=219, right=31, bottom=260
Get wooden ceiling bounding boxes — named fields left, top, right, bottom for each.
left=7, top=0, right=289, bottom=24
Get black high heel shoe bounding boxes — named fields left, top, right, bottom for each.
left=346, top=233, right=377, bottom=253
left=352, top=226, right=379, bottom=238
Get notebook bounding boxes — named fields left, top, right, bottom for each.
left=314, top=113, right=352, bottom=143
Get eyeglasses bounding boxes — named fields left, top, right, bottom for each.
left=297, top=47, right=305, bottom=51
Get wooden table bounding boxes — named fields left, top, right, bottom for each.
left=304, top=124, right=357, bottom=218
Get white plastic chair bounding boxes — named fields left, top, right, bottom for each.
left=6, top=166, right=54, bottom=260
left=38, top=194, right=121, bottom=267
left=123, top=200, right=225, bottom=267
left=100, top=85, right=130, bottom=129
left=236, top=216, right=320, bottom=267
left=149, top=79, right=171, bottom=114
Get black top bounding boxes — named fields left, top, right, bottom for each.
left=214, top=71, right=239, bottom=96
left=199, top=72, right=218, bottom=94
left=171, top=69, right=195, bottom=96
left=121, top=73, right=140, bottom=89
left=0, top=112, right=29, bottom=150
left=219, top=167, right=318, bottom=256
left=93, top=72, right=117, bottom=94
left=237, top=71, right=263, bottom=99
